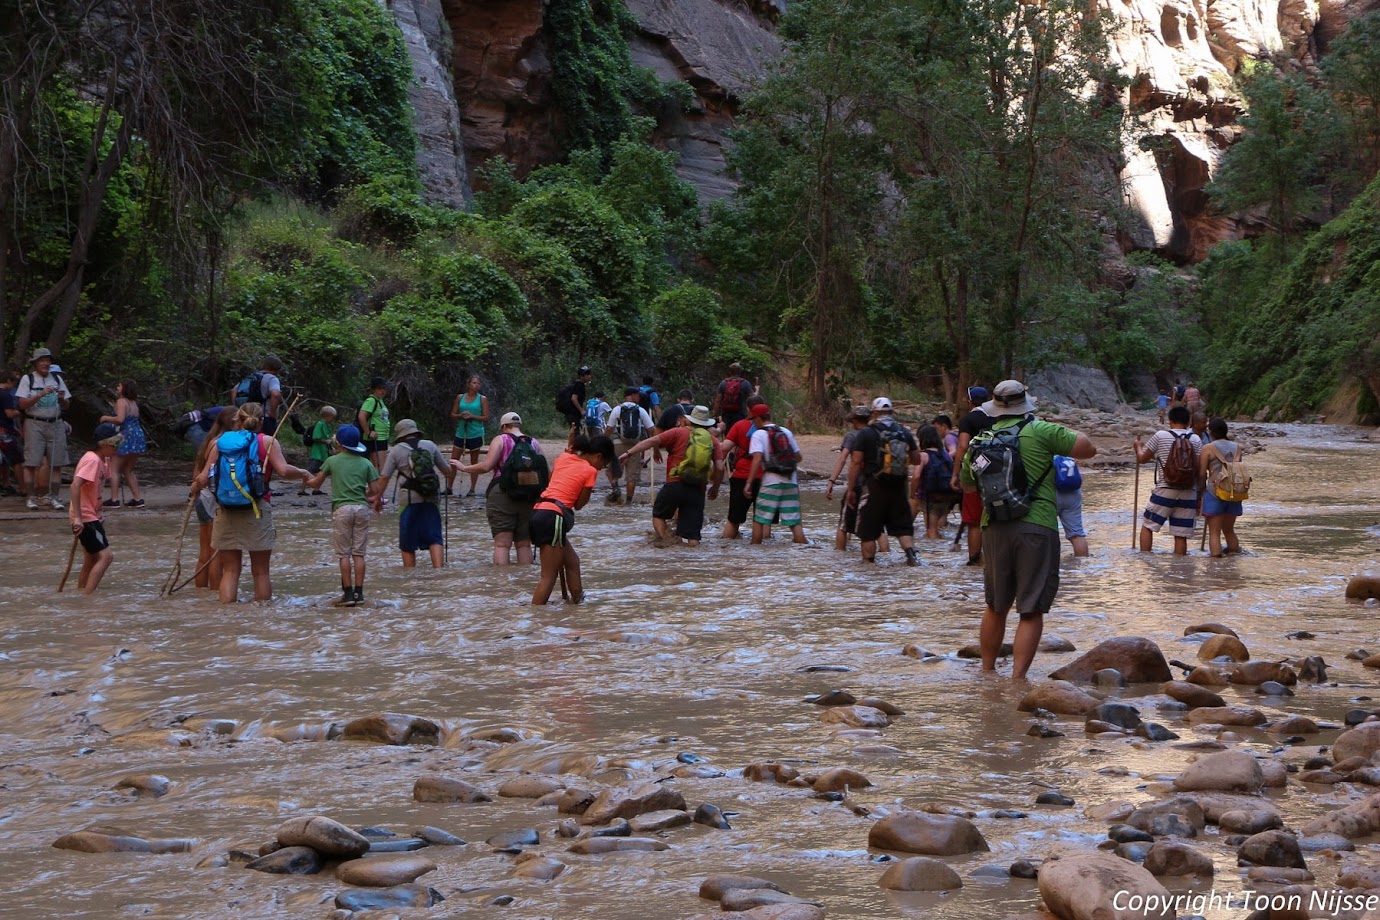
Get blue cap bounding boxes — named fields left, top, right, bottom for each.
left=335, top=424, right=368, bottom=454
left=93, top=422, right=122, bottom=445
left=968, top=386, right=990, bottom=404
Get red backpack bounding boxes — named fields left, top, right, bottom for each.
left=721, top=377, right=747, bottom=412
left=1161, top=431, right=1197, bottom=489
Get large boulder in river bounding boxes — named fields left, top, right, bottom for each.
left=1333, top=723, right=1380, bottom=763
left=1018, top=680, right=1100, bottom=715
left=1126, top=797, right=1207, bottom=833
left=1301, top=792, right=1380, bottom=839
left=1229, top=661, right=1297, bottom=686
left=1048, top=638, right=1172, bottom=685
left=276, top=816, right=370, bottom=857
left=878, top=856, right=963, bottom=891
left=1237, top=830, right=1307, bottom=869
left=1173, top=750, right=1264, bottom=793
left=341, top=713, right=440, bottom=746
left=868, top=811, right=989, bottom=855
left=1038, top=852, right=1174, bottom=920
left=1144, top=840, right=1214, bottom=877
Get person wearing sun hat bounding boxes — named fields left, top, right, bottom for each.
left=949, top=385, right=995, bottom=565
left=958, top=379, right=1096, bottom=680
left=66, top=422, right=122, bottom=594
left=452, top=411, right=549, bottom=565
left=619, top=404, right=725, bottom=545
left=304, top=424, right=381, bottom=606
left=16, top=346, right=72, bottom=511
left=374, top=419, right=452, bottom=568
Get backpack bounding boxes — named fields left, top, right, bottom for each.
left=498, top=434, right=549, bottom=501
left=212, top=431, right=266, bottom=511
left=234, top=370, right=266, bottom=407
left=1174, top=384, right=1187, bottom=401
left=674, top=427, right=714, bottom=486
left=401, top=444, right=440, bottom=499
left=761, top=425, right=798, bottom=475
left=638, top=386, right=655, bottom=411
left=968, top=417, right=1051, bottom=523
left=617, top=404, right=645, bottom=441
left=721, top=377, right=746, bottom=413
left=1212, top=454, right=1251, bottom=502
left=1053, top=455, right=1082, bottom=493
left=555, top=383, right=578, bottom=417
left=871, top=420, right=912, bottom=481
left=585, top=398, right=603, bottom=424
left=1161, top=431, right=1197, bottom=489
left=922, top=447, right=956, bottom=497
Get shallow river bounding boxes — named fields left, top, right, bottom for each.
left=2, top=423, right=1379, bottom=919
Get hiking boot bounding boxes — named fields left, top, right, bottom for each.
left=46, top=495, right=65, bottom=511
left=966, top=552, right=983, bottom=566
left=351, top=586, right=364, bottom=605
left=341, top=588, right=355, bottom=607
left=26, top=496, right=39, bottom=511
left=905, top=547, right=920, bottom=567
left=466, top=488, right=476, bottom=498
left=608, top=491, right=623, bottom=505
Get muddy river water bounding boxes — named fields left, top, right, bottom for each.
left=2, top=423, right=1379, bottom=919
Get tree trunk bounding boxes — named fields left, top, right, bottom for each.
left=809, top=100, right=835, bottom=413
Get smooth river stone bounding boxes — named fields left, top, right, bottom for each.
left=514, top=856, right=567, bottom=880
left=335, top=884, right=444, bottom=911
left=868, top=812, right=989, bottom=856
left=340, top=712, right=440, bottom=746
left=1159, top=680, right=1225, bottom=709
left=52, top=831, right=152, bottom=854
left=498, top=775, right=565, bottom=798
left=245, top=846, right=321, bottom=875
left=1237, top=830, right=1307, bottom=869
left=579, top=783, right=686, bottom=825
left=699, top=876, right=788, bottom=901
left=1198, top=634, right=1249, bottom=661
left=336, top=854, right=436, bottom=887
left=114, top=774, right=171, bottom=798
left=1143, top=840, right=1213, bottom=877
left=413, top=776, right=491, bottom=803
left=629, top=810, right=692, bottom=833
left=1038, top=852, right=1174, bottom=920
left=812, top=768, right=873, bottom=793
left=567, top=836, right=669, bottom=855
left=1184, top=706, right=1267, bottom=726
left=1173, top=750, right=1264, bottom=793
left=820, top=705, right=892, bottom=728
left=1230, top=661, right=1298, bottom=686
left=1017, top=680, right=1099, bottom=715
left=415, top=826, right=465, bottom=846
left=276, top=815, right=370, bottom=857
left=1047, top=637, right=1173, bottom=684
left=877, top=856, right=963, bottom=890
left=1331, top=723, right=1380, bottom=762
left=721, top=889, right=820, bottom=911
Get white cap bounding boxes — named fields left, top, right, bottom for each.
left=871, top=397, right=893, bottom=412
left=500, top=412, right=522, bottom=427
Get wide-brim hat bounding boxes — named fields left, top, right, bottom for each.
left=982, top=379, right=1038, bottom=417
left=31, top=346, right=54, bottom=363
left=688, top=405, right=716, bottom=427
left=391, top=419, right=422, bottom=442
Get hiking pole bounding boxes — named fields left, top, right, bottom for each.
left=443, top=490, right=450, bottom=566
left=169, top=554, right=215, bottom=596
left=160, top=494, right=197, bottom=596
left=57, top=534, right=79, bottom=593
left=1131, top=454, right=1141, bottom=549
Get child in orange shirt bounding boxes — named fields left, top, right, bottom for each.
left=68, top=423, right=122, bottom=593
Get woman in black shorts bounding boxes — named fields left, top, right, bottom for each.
left=531, top=434, right=615, bottom=605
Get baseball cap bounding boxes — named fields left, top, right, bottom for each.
left=334, top=424, right=368, bottom=454
left=967, top=386, right=990, bottom=404
left=578, top=365, right=592, bottom=376
left=750, top=404, right=771, bottom=419
left=850, top=405, right=871, bottom=419
left=500, top=412, right=522, bottom=427
left=94, top=422, right=122, bottom=447
left=871, top=397, right=893, bottom=412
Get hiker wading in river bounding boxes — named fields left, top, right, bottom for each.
left=530, top=434, right=615, bottom=605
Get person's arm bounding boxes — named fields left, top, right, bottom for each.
left=1198, top=442, right=1216, bottom=479
left=459, top=434, right=505, bottom=474
left=69, top=474, right=89, bottom=533
left=450, top=394, right=462, bottom=422
left=950, top=432, right=971, bottom=490
left=573, top=478, right=594, bottom=511
left=268, top=388, right=282, bottom=419
left=618, top=431, right=663, bottom=462
left=711, top=387, right=722, bottom=415
left=845, top=449, right=865, bottom=505
left=825, top=442, right=850, bottom=501
left=747, top=450, right=764, bottom=489
left=569, top=390, right=582, bottom=417
left=365, top=471, right=384, bottom=501
left=1133, top=434, right=1153, bottom=464
left=101, top=398, right=128, bottom=425
left=192, top=443, right=219, bottom=491
left=478, top=395, right=489, bottom=423
left=303, top=462, right=329, bottom=491
left=358, top=400, right=372, bottom=436
left=263, top=437, right=309, bottom=481
left=1069, top=432, right=1096, bottom=460
left=913, top=452, right=929, bottom=498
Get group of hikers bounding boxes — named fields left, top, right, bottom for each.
left=20, top=349, right=1254, bottom=680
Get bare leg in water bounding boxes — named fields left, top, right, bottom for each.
left=979, top=607, right=1043, bottom=680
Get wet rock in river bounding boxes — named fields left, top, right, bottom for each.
left=722, top=889, right=821, bottom=912
left=699, top=875, right=789, bottom=901
left=277, top=816, right=371, bottom=857
left=901, top=644, right=942, bottom=660
left=857, top=697, right=904, bottom=716
left=735, top=905, right=825, bottom=920
left=567, top=836, right=669, bottom=855
left=1087, top=702, right=1142, bottom=732
left=513, top=855, right=566, bottom=880
left=1184, top=706, right=1267, bottom=726
left=1297, top=768, right=1345, bottom=784
left=591, top=819, right=631, bottom=837
left=1198, top=634, right=1249, bottom=662
left=1109, top=825, right=1154, bottom=844
left=878, top=856, right=963, bottom=891
left=1237, top=830, right=1307, bottom=869
left=556, top=819, right=580, bottom=838
left=1037, top=852, right=1174, bottom=920
left=1017, top=680, right=1099, bottom=715
left=1345, top=575, right=1380, bottom=599
left=744, top=763, right=799, bottom=784
left=1185, top=623, right=1239, bottom=638
left=1344, top=709, right=1379, bottom=726
left=694, top=803, right=731, bottom=830
left=1126, top=798, right=1207, bottom=833
left=415, top=826, right=464, bottom=846
left=958, top=642, right=1011, bottom=659
left=1185, top=667, right=1230, bottom=689
left=1160, top=680, right=1226, bottom=709
left=1231, top=661, right=1298, bottom=686
left=1144, top=839, right=1214, bottom=877
left=551, top=787, right=597, bottom=814
left=1173, top=750, right=1264, bottom=793
left=114, top=774, right=171, bottom=798
left=868, top=811, right=989, bottom=855
left=1115, top=841, right=1152, bottom=861
left=1010, top=858, right=1040, bottom=879
left=340, top=713, right=440, bottom=746
left=579, top=782, right=686, bottom=825
left=1136, top=723, right=1178, bottom=742
left=52, top=831, right=153, bottom=854
left=812, top=768, right=872, bottom=793
left=336, top=854, right=436, bottom=887
left=810, top=689, right=856, bottom=706
left=1332, top=723, right=1380, bottom=763
left=1220, top=809, right=1283, bottom=834
left=1266, top=716, right=1318, bottom=734
left=1296, top=656, right=1327, bottom=682
left=1337, top=863, right=1380, bottom=889
left=487, top=828, right=539, bottom=848
left=1299, top=833, right=1354, bottom=852
left=1047, top=637, right=1172, bottom=684
left=245, top=846, right=321, bottom=875
left=1347, top=648, right=1372, bottom=661
left=820, top=705, right=893, bottom=728
left=630, top=810, right=692, bottom=833
left=1092, top=669, right=1125, bottom=688
left=334, top=884, right=444, bottom=911
left=1148, top=815, right=1198, bottom=838
left=1036, top=792, right=1075, bottom=806
left=498, top=775, right=565, bottom=799
left=413, top=776, right=490, bottom=804
left=1040, top=635, right=1077, bottom=653
left=1028, top=725, right=1065, bottom=738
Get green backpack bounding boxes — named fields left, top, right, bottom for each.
left=674, top=428, right=715, bottom=486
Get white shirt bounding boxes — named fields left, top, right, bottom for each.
left=16, top=370, right=71, bottom=419
left=586, top=400, right=612, bottom=427
left=608, top=402, right=654, bottom=440
left=750, top=424, right=801, bottom=486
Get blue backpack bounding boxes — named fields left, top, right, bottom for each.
left=1054, top=454, right=1082, bottom=493
left=585, top=398, right=603, bottom=424
left=213, top=430, right=266, bottom=512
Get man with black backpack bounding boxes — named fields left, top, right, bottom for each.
left=374, top=419, right=451, bottom=568
left=746, top=404, right=806, bottom=544
left=1133, top=404, right=1202, bottom=555
left=607, top=386, right=655, bottom=505
left=231, top=355, right=285, bottom=436
left=845, top=397, right=922, bottom=566
left=556, top=366, right=593, bottom=447
left=712, top=363, right=755, bottom=431
left=959, top=379, right=1095, bottom=679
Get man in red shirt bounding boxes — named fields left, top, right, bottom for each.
left=619, top=405, right=724, bottom=545
left=719, top=396, right=766, bottom=538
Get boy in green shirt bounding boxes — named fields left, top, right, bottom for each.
left=298, top=405, right=337, bottom=495
left=304, top=424, right=382, bottom=606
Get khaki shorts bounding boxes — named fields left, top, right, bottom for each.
left=485, top=483, right=533, bottom=542
left=983, top=521, right=1060, bottom=616
left=615, top=438, right=643, bottom=485
left=331, top=504, right=371, bottom=556
left=212, top=502, right=276, bottom=552
left=24, top=417, right=68, bottom=468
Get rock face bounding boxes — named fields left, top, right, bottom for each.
left=868, top=812, right=989, bottom=856
left=1038, top=852, right=1175, bottom=920
left=1048, top=637, right=1173, bottom=684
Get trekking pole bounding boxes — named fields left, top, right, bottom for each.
left=170, top=554, right=215, bottom=596
left=57, top=534, right=79, bottom=593
left=160, top=494, right=197, bottom=596
left=443, top=490, right=450, bottom=566
left=1131, top=454, right=1141, bottom=549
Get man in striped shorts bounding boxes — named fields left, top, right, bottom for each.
left=747, top=404, right=807, bottom=544
left=1134, top=405, right=1203, bottom=555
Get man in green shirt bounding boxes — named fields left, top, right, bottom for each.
left=960, top=380, right=1096, bottom=679
left=304, top=424, right=382, bottom=606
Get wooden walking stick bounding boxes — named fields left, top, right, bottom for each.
left=1131, top=451, right=1141, bottom=550
left=57, top=534, right=79, bottom=593
left=161, top=495, right=198, bottom=596
left=169, top=554, right=215, bottom=596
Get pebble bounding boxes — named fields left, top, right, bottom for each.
left=513, top=856, right=566, bottom=880
left=1027, top=725, right=1065, bottom=738
left=1035, top=792, right=1074, bottom=806
left=412, top=776, right=490, bottom=804
left=245, top=846, right=321, bottom=875
left=744, top=763, right=800, bottom=784
left=1115, top=841, right=1152, bottom=862
left=336, top=855, right=436, bottom=887
left=567, top=836, right=669, bottom=855
left=820, top=705, right=892, bottom=728
left=1137, top=723, right=1178, bottom=741
left=812, top=768, right=872, bottom=793
left=415, top=826, right=464, bottom=846
left=497, top=775, right=564, bottom=799
left=694, top=803, right=731, bottom=830
left=1009, top=859, right=1040, bottom=879
left=699, top=876, right=788, bottom=901
left=1092, top=669, right=1125, bottom=688
left=1088, top=702, right=1142, bottom=731
left=1255, top=680, right=1294, bottom=697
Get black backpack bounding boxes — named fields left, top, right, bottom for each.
left=761, top=425, right=798, bottom=475
left=616, top=404, right=644, bottom=441
left=968, top=417, right=1050, bottom=522
left=234, top=370, right=266, bottom=407
left=922, top=448, right=956, bottom=497
left=498, top=434, right=549, bottom=500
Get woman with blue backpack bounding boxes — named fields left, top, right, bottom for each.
left=191, top=403, right=310, bottom=603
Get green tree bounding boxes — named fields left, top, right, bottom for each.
left=1323, top=12, right=1380, bottom=182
